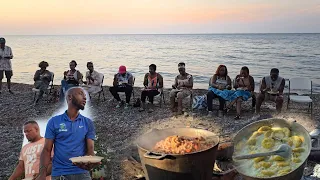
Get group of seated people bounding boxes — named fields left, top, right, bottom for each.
left=33, top=60, right=285, bottom=118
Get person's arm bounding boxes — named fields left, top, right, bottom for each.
left=34, top=70, right=40, bottom=82
left=249, top=76, right=255, bottom=92
left=113, top=74, right=118, bottom=87
left=172, top=76, right=178, bottom=88
left=77, top=71, right=83, bottom=84
left=63, top=71, right=68, bottom=80
left=128, top=75, right=134, bottom=86
left=8, top=160, right=24, bottom=180
left=143, top=73, right=148, bottom=88
left=158, top=74, right=164, bottom=89
left=226, top=76, right=232, bottom=90
left=234, top=75, right=240, bottom=89
left=92, top=73, right=102, bottom=86
left=211, top=75, right=220, bottom=89
left=37, top=119, right=55, bottom=180
left=278, top=78, right=285, bottom=95
left=183, top=75, right=193, bottom=88
left=260, top=77, right=267, bottom=93
left=38, top=139, right=54, bottom=180
left=5, top=47, right=13, bottom=59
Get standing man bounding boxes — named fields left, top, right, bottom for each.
left=0, top=37, right=14, bottom=94
left=9, top=121, right=52, bottom=180
left=256, top=68, right=285, bottom=114
left=37, top=87, right=98, bottom=180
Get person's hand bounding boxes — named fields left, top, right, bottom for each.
left=63, top=71, right=67, bottom=76
left=73, top=162, right=102, bottom=171
left=218, top=85, right=224, bottom=90
left=262, top=88, right=271, bottom=93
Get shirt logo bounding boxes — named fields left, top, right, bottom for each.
left=59, top=123, right=68, bottom=132
left=79, top=126, right=84, bottom=128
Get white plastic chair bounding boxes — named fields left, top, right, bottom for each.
left=32, top=72, right=54, bottom=102
left=287, top=77, right=313, bottom=116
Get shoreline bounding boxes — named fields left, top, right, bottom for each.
left=0, top=82, right=319, bottom=179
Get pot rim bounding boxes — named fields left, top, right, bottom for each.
left=136, top=127, right=220, bottom=156
left=233, top=118, right=311, bottom=179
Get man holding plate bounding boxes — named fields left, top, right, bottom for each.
left=256, top=68, right=285, bottom=114
left=37, top=87, right=99, bottom=180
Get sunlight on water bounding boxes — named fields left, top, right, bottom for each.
left=22, top=89, right=92, bottom=147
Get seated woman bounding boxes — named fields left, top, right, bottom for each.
left=33, top=61, right=52, bottom=104
left=229, top=66, right=255, bottom=119
left=169, top=62, right=193, bottom=115
left=60, top=60, right=83, bottom=101
left=207, top=65, right=232, bottom=117
left=139, top=64, right=163, bottom=112
left=84, top=62, right=103, bottom=95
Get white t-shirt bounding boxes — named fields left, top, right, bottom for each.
left=0, top=46, right=13, bottom=71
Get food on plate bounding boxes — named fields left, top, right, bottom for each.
left=69, top=155, right=104, bottom=163
left=234, top=124, right=308, bottom=178
left=153, top=135, right=213, bottom=154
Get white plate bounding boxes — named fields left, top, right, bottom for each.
left=69, top=155, right=104, bottom=163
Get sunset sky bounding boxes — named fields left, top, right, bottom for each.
left=1, top=0, right=320, bottom=35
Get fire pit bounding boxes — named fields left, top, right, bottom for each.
left=136, top=128, right=219, bottom=180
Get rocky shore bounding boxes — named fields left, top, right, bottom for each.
left=0, top=83, right=318, bottom=179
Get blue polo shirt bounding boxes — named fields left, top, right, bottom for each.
left=45, top=111, right=96, bottom=176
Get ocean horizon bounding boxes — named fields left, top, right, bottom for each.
left=3, top=33, right=320, bottom=92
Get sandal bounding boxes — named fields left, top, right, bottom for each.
left=234, top=115, right=241, bottom=120
left=139, top=108, right=145, bottom=112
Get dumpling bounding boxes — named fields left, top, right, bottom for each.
left=262, top=138, right=275, bottom=149
left=271, top=155, right=285, bottom=161
left=258, top=126, right=272, bottom=132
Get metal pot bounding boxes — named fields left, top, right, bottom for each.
left=233, top=118, right=312, bottom=180
left=136, top=128, right=220, bottom=180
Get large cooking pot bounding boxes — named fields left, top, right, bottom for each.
left=136, top=128, right=220, bottom=180
left=233, top=118, right=311, bottom=180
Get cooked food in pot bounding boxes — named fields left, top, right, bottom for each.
left=234, top=125, right=308, bottom=178
left=153, top=135, right=213, bottom=154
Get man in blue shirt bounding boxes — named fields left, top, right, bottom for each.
left=37, top=87, right=97, bottom=180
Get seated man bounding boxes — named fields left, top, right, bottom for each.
left=34, top=61, right=52, bottom=104
left=109, top=65, right=134, bottom=109
left=60, top=60, right=83, bottom=101
left=169, top=62, right=193, bottom=115
left=9, top=121, right=52, bottom=180
left=256, top=68, right=285, bottom=114
left=139, top=64, right=163, bottom=112
left=84, top=62, right=103, bottom=95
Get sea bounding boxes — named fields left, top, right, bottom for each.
left=4, top=33, right=320, bottom=93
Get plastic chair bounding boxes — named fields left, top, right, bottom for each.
left=287, top=77, right=313, bottom=116
left=32, top=72, right=54, bottom=102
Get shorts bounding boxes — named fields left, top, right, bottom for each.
left=52, top=172, right=91, bottom=180
left=0, top=70, right=13, bottom=79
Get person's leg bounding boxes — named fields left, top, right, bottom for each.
left=140, top=90, right=148, bottom=111
left=60, top=80, right=67, bottom=101
left=169, top=90, right=178, bottom=112
left=217, top=96, right=225, bottom=111
left=148, top=90, right=160, bottom=104
left=276, top=95, right=284, bottom=113
left=124, top=85, right=133, bottom=104
left=235, top=97, right=242, bottom=119
left=176, top=90, right=191, bottom=115
left=109, top=86, right=121, bottom=101
left=207, top=91, right=214, bottom=112
left=255, top=93, right=266, bottom=113
left=0, top=70, right=3, bottom=93
left=5, top=71, right=13, bottom=93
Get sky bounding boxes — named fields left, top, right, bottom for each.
left=1, top=0, right=320, bottom=35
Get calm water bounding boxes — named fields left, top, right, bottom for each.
left=4, top=34, right=320, bottom=92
